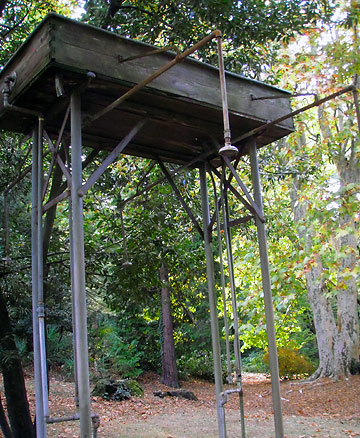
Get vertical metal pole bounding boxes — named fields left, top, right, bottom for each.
left=32, top=125, right=46, bottom=438
left=69, top=201, right=79, bottom=406
left=248, top=137, right=284, bottom=438
left=221, top=165, right=246, bottom=438
left=70, top=91, right=92, bottom=437
left=199, top=163, right=226, bottom=438
left=37, top=117, right=49, bottom=420
left=209, top=172, right=232, bottom=383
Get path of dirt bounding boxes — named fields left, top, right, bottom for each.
left=9, top=372, right=360, bottom=437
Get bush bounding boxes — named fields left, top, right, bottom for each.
left=241, top=350, right=270, bottom=374
left=264, top=347, right=315, bottom=379
left=177, top=351, right=229, bottom=382
left=89, top=317, right=143, bottom=380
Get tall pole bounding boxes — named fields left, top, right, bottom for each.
left=248, top=137, right=284, bottom=438
left=70, top=91, right=92, bottom=437
left=199, top=163, right=226, bottom=438
left=37, top=117, right=49, bottom=420
left=221, top=168, right=246, bottom=438
left=32, top=124, right=46, bottom=438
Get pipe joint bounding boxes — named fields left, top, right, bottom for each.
left=37, top=304, right=46, bottom=318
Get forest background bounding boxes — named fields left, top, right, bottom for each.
left=0, top=0, right=359, bottom=436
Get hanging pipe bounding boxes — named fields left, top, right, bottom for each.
left=216, top=37, right=238, bottom=158
left=3, top=73, right=43, bottom=117
left=220, top=163, right=246, bottom=438
left=209, top=171, right=232, bottom=384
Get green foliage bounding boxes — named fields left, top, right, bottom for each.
left=264, top=347, right=315, bottom=379
left=46, top=325, right=73, bottom=367
left=89, top=315, right=143, bottom=379
left=241, top=350, right=270, bottom=374
left=83, top=0, right=334, bottom=78
left=177, top=350, right=216, bottom=381
left=0, top=0, right=77, bottom=68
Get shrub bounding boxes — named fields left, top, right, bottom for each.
left=177, top=351, right=229, bottom=381
left=264, top=347, right=315, bottom=379
left=241, top=350, right=270, bottom=374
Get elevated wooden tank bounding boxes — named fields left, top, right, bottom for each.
left=0, top=13, right=293, bottom=164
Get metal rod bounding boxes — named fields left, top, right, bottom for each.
left=208, top=164, right=255, bottom=217
left=32, top=123, right=46, bottom=438
left=43, top=190, right=70, bottom=213
left=209, top=171, right=232, bottom=384
left=37, top=117, right=49, bottom=420
left=158, top=158, right=204, bottom=239
left=42, top=106, right=71, bottom=200
left=86, top=30, right=221, bottom=126
left=120, top=147, right=217, bottom=207
left=221, top=215, right=253, bottom=230
left=69, top=200, right=79, bottom=407
left=199, top=163, right=226, bottom=438
left=222, top=155, right=265, bottom=222
left=43, top=130, right=72, bottom=184
left=250, top=92, right=316, bottom=101
left=78, top=118, right=147, bottom=197
left=248, top=137, right=284, bottom=438
left=221, top=164, right=246, bottom=438
left=233, top=84, right=355, bottom=145
left=216, top=36, right=231, bottom=143
left=42, top=150, right=101, bottom=213
left=70, top=91, right=92, bottom=438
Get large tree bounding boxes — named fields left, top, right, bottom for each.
left=83, top=0, right=333, bottom=78
left=268, top=0, right=359, bottom=377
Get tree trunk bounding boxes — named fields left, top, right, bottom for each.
left=333, top=164, right=359, bottom=375
left=160, top=263, right=179, bottom=388
left=0, top=395, right=13, bottom=438
left=0, top=288, right=34, bottom=438
left=290, top=171, right=359, bottom=379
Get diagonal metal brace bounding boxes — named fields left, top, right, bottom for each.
left=222, top=155, right=265, bottom=223
left=209, top=165, right=256, bottom=217
left=78, top=118, right=148, bottom=197
left=43, top=130, right=72, bottom=184
left=157, top=158, right=204, bottom=239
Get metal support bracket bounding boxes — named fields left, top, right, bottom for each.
left=209, top=164, right=256, bottom=218
left=78, top=118, right=148, bottom=197
left=222, top=155, right=265, bottom=223
left=43, top=130, right=72, bottom=184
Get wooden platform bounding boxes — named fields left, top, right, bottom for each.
left=0, top=14, right=294, bottom=164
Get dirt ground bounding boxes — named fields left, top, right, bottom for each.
left=7, top=372, right=360, bottom=437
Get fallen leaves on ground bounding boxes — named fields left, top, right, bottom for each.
left=2, top=371, right=359, bottom=436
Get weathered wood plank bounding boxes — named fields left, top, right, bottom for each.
left=51, top=16, right=292, bottom=129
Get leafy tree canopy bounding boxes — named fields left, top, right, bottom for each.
left=83, top=0, right=335, bottom=78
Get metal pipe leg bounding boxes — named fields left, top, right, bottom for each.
left=248, top=138, right=284, bottom=438
left=37, top=117, right=49, bottom=420
left=32, top=125, right=46, bottom=438
left=69, top=202, right=79, bottom=406
left=70, top=91, right=92, bottom=437
left=221, top=169, right=246, bottom=438
left=199, top=163, right=226, bottom=438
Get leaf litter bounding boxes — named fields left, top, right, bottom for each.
left=4, top=372, right=359, bottom=437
